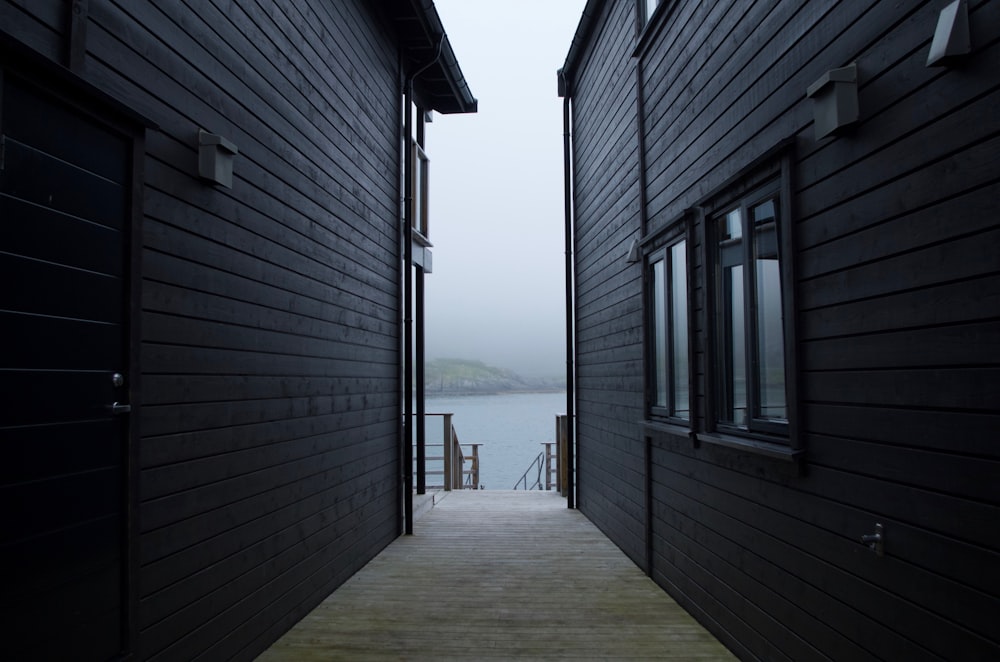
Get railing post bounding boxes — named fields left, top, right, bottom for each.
left=470, top=444, right=480, bottom=489
left=555, top=416, right=562, bottom=494
left=543, top=442, right=552, bottom=490
left=442, top=413, right=453, bottom=491
left=452, top=428, right=464, bottom=489
left=557, top=415, right=568, bottom=497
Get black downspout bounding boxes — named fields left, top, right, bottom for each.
left=396, top=59, right=405, bottom=538
left=403, top=38, right=444, bottom=533
left=561, top=71, right=576, bottom=510
left=416, top=112, right=426, bottom=496
left=635, top=57, right=653, bottom=576
left=416, top=267, right=425, bottom=494
left=403, top=81, right=414, bottom=535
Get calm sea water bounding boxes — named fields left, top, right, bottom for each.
left=421, top=391, right=567, bottom=490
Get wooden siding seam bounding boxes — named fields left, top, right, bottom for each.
left=650, top=479, right=931, bottom=661
left=141, top=157, right=400, bottom=279
left=110, top=0, right=400, bottom=206
left=138, top=450, right=398, bottom=569
left=142, top=254, right=398, bottom=328
left=797, top=100, right=1000, bottom=225
left=652, top=461, right=998, bottom=658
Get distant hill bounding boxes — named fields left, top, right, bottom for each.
left=425, top=359, right=565, bottom=395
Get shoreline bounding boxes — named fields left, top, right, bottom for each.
left=425, top=388, right=567, bottom=397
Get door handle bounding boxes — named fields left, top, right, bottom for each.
left=111, top=402, right=132, bottom=415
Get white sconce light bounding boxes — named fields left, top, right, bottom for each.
left=806, top=63, right=859, bottom=140
left=198, top=129, right=238, bottom=188
left=927, top=0, right=971, bottom=67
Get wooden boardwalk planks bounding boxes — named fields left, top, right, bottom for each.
left=257, top=491, right=735, bottom=661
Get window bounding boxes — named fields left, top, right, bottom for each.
left=711, top=182, right=787, bottom=436
left=640, top=0, right=660, bottom=26
left=412, top=140, right=429, bottom=238
left=648, top=238, right=688, bottom=420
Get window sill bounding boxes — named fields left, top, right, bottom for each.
left=695, top=432, right=803, bottom=463
left=412, top=229, right=432, bottom=248
left=642, top=419, right=691, bottom=438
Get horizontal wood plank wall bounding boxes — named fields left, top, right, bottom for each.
left=620, top=0, right=1000, bottom=660
left=571, top=0, right=646, bottom=567
left=0, top=2, right=64, bottom=62
left=66, top=0, right=402, bottom=659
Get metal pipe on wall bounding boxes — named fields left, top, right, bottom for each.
left=403, top=39, right=444, bottom=532
left=416, top=265, right=426, bottom=495
left=403, top=80, right=414, bottom=535
left=561, top=73, right=576, bottom=510
left=416, top=105, right=427, bottom=496
left=635, top=57, right=654, bottom=576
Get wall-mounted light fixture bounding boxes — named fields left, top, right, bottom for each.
left=927, top=0, right=971, bottom=67
left=626, top=237, right=641, bottom=263
left=198, top=129, right=238, bottom=188
left=806, top=63, right=859, bottom=140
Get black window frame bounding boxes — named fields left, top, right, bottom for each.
left=712, top=181, right=786, bottom=434
left=636, top=0, right=662, bottom=32
left=645, top=224, right=691, bottom=423
left=642, top=0, right=660, bottom=23
left=698, top=153, right=801, bottom=459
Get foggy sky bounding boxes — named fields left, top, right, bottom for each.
left=424, top=0, right=586, bottom=378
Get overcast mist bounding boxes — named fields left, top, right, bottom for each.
left=424, top=1, right=586, bottom=379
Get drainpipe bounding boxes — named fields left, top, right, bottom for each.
left=403, top=38, right=445, bottom=534
left=403, top=79, right=414, bottom=535
left=416, top=112, right=426, bottom=496
left=416, top=265, right=426, bottom=495
left=635, top=58, right=653, bottom=576
left=559, top=69, right=576, bottom=510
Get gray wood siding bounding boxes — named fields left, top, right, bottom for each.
left=2, top=1, right=406, bottom=659
left=569, top=0, right=1000, bottom=660
left=570, top=0, right=646, bottom=566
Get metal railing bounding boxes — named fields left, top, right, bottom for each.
left=513, top=451, right=545, bottom=490
left=513, top=414, right=570, bottom=493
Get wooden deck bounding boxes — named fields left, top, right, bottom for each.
left=257, top=490, right=735, bottom=661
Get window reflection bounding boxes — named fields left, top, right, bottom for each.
left=725, top=264, right=746, bottom=425
left=648, top=238, right=688, bottom=420
left=651, top=259, right=667, bottom=409
left=644, top=0, right=659, bottom=23
left=752, top=200, right=785, bottom=420
left=714, top=193, right=786, bottom=430
left=670, top=241, right=688, bottom=418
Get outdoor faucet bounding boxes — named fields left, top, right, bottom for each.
left=861, top=523, right=885, bottom=557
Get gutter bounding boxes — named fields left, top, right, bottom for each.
left=413, top=0, right=477, bottom=113
left=396, top=0, right=478, bottom=114
left=559, top=0, right=607, bottom=88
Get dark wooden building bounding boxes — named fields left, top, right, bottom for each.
left=559, top=0, right=999, bottom=659
left=0, top=1, right=474, bottom=659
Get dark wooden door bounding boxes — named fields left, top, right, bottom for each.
left=0, top=76, right=132, bottom=661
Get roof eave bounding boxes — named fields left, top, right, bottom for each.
left=558, top=0, right=607, bottom=98
left=387, top=0, right=478, bottom=114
